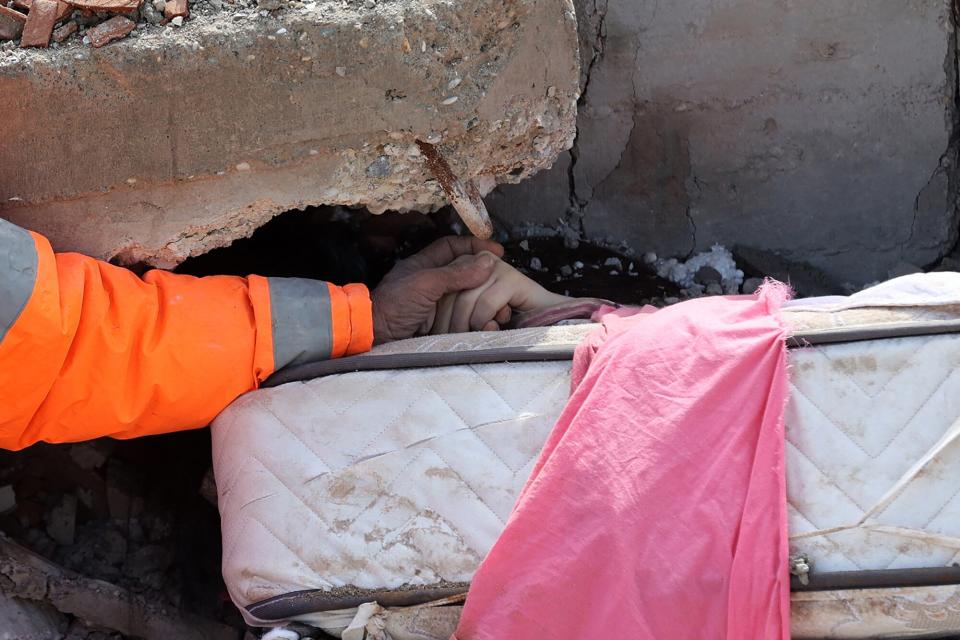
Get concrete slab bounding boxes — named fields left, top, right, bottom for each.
left=0, top=0, right=579, bottom=265
left=493, top=0, right=958, bottom=286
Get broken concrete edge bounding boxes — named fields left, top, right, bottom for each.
left=0, top=534, right=238, bottom=640
left=1, top=0, right=580, bottom=265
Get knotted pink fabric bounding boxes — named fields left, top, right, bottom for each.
left=454, top=287, right=792, bottom=640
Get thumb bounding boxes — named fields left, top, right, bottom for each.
left=418, top=253, right=497, bottom=300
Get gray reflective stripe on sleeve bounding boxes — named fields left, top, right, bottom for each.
left=0, top=218, right=39, bottom=343
left=267, top=277, right=334, bottom=370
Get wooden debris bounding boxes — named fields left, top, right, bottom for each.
left=85, top=14, right=135, bottom=47
left=162, top=0, right=186, bottom=19
left=19, top=0, right=58, bottom=47
left=0, top=5, right=27, bottom=41
left=65, top=0, right=141, bottom=14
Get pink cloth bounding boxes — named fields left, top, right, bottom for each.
left=454, top=288, right=792, bottom=640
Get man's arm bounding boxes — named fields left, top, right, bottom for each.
left=0, top=217, right=373, bottom=450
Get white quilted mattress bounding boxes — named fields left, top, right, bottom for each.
left=211, top=277, right=960, bottom=632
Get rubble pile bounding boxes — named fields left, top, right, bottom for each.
left=0, top=0, right=189, bottom=49
left=0, top=434, right=241, bottom=639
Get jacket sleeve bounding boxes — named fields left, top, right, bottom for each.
left=0, top=218, right=373, bottom=451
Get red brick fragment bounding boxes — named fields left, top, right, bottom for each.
left=162, top=0, right=186, bottom=19
left=0, top=5, right=26, bottom=41
left=65, top=0, right=140, bottom=13
left=11, top=0, right=71, bottom=20
left=19, top=0, right=58, bottom=47
left=51, top=18, right=76, bottom=42
left=85, top=14, right=134, bottom=47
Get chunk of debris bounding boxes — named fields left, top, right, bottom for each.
left=51, top=19, right=77, bottom=41
left=69, top=440, right=113, bottom=470
left=85, top=15, right=135, bottom=47
left=0, top=5, right=26, bottom=41
left=19, top=0, right=58, bottom=47
left=740, top=277, right=762, bottom=295
left=66, top=0, right=141, bottom=14
left=694, top=266, right=722, bottom=286
left=0, top=484, right=15, bottom=514
left=46, top=494, right=77, bottom=546
left=13, top=0, right=73, bottom=20
left=162, top=0, right=187, bottom=19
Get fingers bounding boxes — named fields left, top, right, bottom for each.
left=495, top=306, right=512, bottom=326
left=431, top=293, right=456, bottom=334
left=450, top=276, right=495, bottom=332
left=414, top=253, right=498, bottom=304
left=467, top=279, right=523, bottom=331
left=403, top=236, right=504, bottom=271
left=481, top=320, right=500, bottom=332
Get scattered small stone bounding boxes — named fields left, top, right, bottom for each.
left=85, top=15, right=135, bottom=46
left=275, top=26, right=285, bottom=34
left=530, top=257, right=542, bottom=271
left=256, top=0, right=280, bottom=10
left=0, top=485, right=15, bottom=514
left=609, top=270, right=619, bottom=276
left=603, top=257, right=622, bottom=270
left=694, top=265, right=722, bottom=286
left=446, top=77, right=461, bottom=90
left=573, top=261, right=584, bottom=270
left=335, top=65, right=346, bottom=76
left=664, top=296, right=680, bottom=305
left=151, top=0, right=165, bottom=11
left=365, top=155, right=390, bottom=178
left=518, top=239, right=529, bottom=251
left=559, top=265, right=573, bottom=277
left=19, top=0, right=57, bottom=47
left=170, top=14, right=182, bottom=25
left=441, top=96, right=459, bottom=105
left=161, top=0, right=186, bottom=17
left=705, top=283, right=724, bottom=296
left=742, top=277, right=764, bottom=295
left=643, top=252, right=657, bottom=264
left=235, top=161, right=251, bottom=171
left=46, top=494, right=77, bottom=546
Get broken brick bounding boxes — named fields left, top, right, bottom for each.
left=162, top=0, right=186, bottom=19
left=50, top=19, right=75, bottom=40
left=0, top=5, right=26, bottom=41
left=65, top=0, right=140, bottom=13
left=12, top=0, right=73, bottom=20
left=19, top=0, right=58, bottom=47
left=85, top=14, right=134, bottom=47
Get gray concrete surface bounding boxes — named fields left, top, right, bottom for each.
left=0, top=0, right=578, bottom=266
left=490, top=0, right=959, bottom=286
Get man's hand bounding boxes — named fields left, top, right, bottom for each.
left=431, top=252, right=572, bottom=334
left=371, top=236, right=504, bottom=344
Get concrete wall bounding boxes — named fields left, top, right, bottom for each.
left=488, top=0, right=960, bottom=286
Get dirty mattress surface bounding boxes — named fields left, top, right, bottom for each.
left=211, top=283, right=960, bottom=633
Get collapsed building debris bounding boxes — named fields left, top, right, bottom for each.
left=0, top=0, right=579, bottom=269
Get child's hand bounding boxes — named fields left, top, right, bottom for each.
left=430, top=252, right=572, bottom=334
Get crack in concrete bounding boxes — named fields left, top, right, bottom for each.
left=566, top=0, right=609, bottom=229
left=920, top=0, right=960, bottom=266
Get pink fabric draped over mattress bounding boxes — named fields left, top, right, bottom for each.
left=454, top=288, right=792, bottom=640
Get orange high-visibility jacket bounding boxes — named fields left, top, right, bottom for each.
left=0, top=218, right=373, bottom=451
